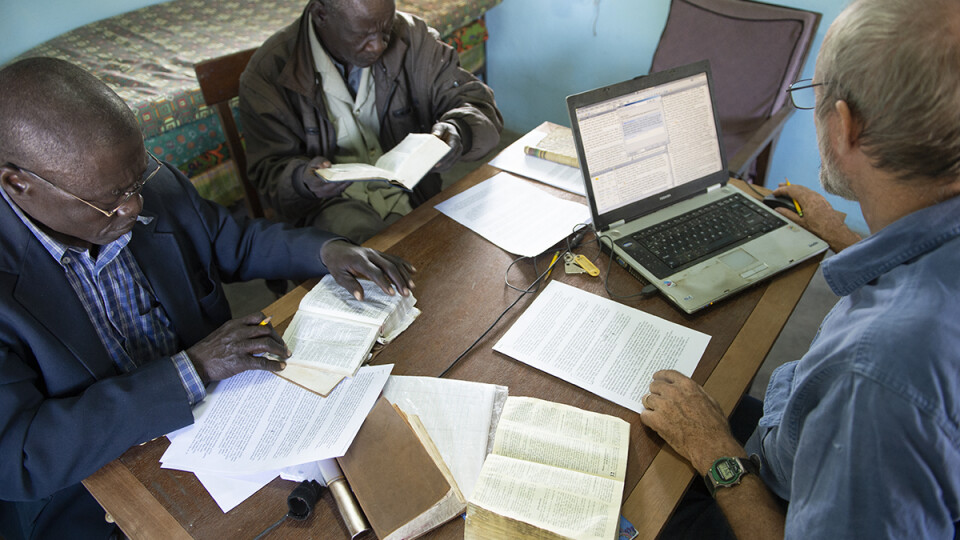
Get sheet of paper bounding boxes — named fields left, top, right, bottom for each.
left=434, top=172, right=591, bottom=257
left=488, top=125, right=586, bottom=196
left=160, top=364, right=392, bottom=474
left=193, top=470, right=278, bottom=513
left=382, top=376, right=507, bottom=499
left=493, top=281, right=710, bottom=414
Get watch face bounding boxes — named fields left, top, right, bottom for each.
left=714, top=458, right=743, bottom=483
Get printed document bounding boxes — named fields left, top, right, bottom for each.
left=493, top=281, right=709, bottom=414
left=489, top=122, right=586, bottom=196
left=434, top=172, right=591, bottom=257
left=160, top=364, right=392, bottom=474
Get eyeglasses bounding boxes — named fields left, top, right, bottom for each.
left=17, top=152, right=162, bottom=217
left=786, top=79, right=827, bottom=110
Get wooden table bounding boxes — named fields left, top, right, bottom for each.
left=83, top=164, right=820, bottom=539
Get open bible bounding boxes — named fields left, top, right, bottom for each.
left=465, top=396, right=630, bottom=540
left=313, top=133, right=451, bottom=191
left=277, top=275, right=419, bottom=396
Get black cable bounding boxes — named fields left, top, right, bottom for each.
left=438, top=224, right=586, bottom=378
left=597, top=233, right=659, bottom=300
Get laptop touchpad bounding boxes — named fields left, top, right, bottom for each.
left=720, top=249, right=768, bottom=279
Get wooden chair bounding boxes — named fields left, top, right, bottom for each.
left=193, top=48, right=264, bottom=218
left=195, top=49, right=289, bottom=297
left=650, top=0, right=821, bottom=186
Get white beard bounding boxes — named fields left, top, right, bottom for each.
left=818, top=121, right=858, bottom=201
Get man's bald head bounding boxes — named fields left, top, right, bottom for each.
left=0, top=57, right=140, bottom=173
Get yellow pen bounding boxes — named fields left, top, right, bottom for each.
left=545, top=251, right=560, bottom=281
left=784, top=178, right=804, bottom=217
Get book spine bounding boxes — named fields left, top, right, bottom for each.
left=523, top=146, right=579, bottom=168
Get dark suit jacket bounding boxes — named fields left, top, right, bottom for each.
left=0, top=163, right=336, bottom=538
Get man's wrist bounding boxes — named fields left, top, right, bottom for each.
left=704, top=455, right=761, bottom=497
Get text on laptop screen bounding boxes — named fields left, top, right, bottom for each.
left=574, top=73, right=723, bottom=215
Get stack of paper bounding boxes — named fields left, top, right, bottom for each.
left=160, top=365, right=392, bottom=511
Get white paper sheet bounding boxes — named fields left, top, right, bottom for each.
left=382, top=376, right=508, bottom=499
left=488, top=126, right=587, bottom=196
left=193, top=470, right=278, bottom=513
left=160, top=364, right=392, bottom=474
left=434, top=172, right=591, bottom=257
left=493, top=281, right=710, bottom=414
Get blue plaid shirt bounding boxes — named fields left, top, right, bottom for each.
left=2, top=191, right=206, bottom=404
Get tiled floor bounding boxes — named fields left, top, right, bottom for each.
left=223, top=130, right=840, bottom=401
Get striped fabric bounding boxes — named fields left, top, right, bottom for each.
left=1, top=191, right=206, bottom=404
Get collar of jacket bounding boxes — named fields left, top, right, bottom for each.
left=278, top=7, right=410, bottom=102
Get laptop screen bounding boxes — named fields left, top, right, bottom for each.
left=567, top=61, right=728, bottom=231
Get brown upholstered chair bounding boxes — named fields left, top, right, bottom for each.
left=650, top=0, right=821, bottom=186
left=193, top=48, right=265, bottom=218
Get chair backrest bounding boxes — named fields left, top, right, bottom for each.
left=650, top=0, right=820, bottom=184
left=194, top=48, right=264, bottom=218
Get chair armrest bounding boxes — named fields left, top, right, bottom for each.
left=728, top=106, right=795, bottom=179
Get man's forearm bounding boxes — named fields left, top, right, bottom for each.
left=713, top=475, right=786, bottom=540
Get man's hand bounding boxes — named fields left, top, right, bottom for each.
left=301, top=156, right=351, bottom=199
left=430, top=121, right=463, bottom=172
left=320, top=239, right=416, bottom=301
left=639, top=370, right=745, bottom=474
left=772, top=183, right=862, bottom=253
left=186, top=313, right=289, bottom=383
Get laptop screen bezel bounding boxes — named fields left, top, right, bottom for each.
left=565, top=60, right=729, bottom=232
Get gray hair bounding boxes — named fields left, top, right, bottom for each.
left=816, top=0, right=960, bottom=182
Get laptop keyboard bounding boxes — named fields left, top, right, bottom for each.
left=616, top=194, right=785, bottom=279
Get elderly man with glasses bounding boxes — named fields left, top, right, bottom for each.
left=642, top=0, right=960, bottom=538
left=0, top=57, right=416, bottom=539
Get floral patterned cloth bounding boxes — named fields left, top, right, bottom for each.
left=12, top=0, right=500, bottom=204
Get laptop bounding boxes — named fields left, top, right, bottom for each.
left=566, top=60, right=827, bottom=313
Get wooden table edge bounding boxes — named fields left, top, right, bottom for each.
left=621, top=259, right=818, bottom=539
left=83, top=459, right=193, bottom=539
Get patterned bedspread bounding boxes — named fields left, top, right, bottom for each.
left=13, top=0, right=500, bottom=204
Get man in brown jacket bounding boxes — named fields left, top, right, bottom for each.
left=239, top=0, right=503, bottom=242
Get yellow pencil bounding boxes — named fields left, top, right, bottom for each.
left=545, top=251, right=561, bottom=281
left=784, top=178, right=804, bottom=217
left=259, top=315, right=273, bottom=326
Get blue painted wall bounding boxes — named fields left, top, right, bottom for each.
left=486, top=0, right=865, bottom=234
left=0, top=0, right=168, bottom=65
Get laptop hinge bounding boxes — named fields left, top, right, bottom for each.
left=608, top=219, right=626, bottom=229
left=706, top=183, right=722, bottom=192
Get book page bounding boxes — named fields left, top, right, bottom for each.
left=160, top=364, right=392, bottom=474
left=470, top=454, right=622, bottom=540
left=493, top=281, right=710, bottom=414
left=300, top=275, right=413, bottom=327
left=382, top=375, right=507, bottom=499
left=379, top=133, right=451, bottom=189
left=283, top=310, right=378, bottom=375
left=315, top=162, right=393, bottom=182
left=492, top=396, right=628, bottom=482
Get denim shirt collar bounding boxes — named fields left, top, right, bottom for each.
left=822, top=194, right=960, bottom=296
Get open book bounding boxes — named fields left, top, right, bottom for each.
left=338, top=397, right=466, bottom=540
left=313, top=133, right=451, bottom=190
left=278, top=275, right=419, bottom=395
left=465, top=396, right=630, bottom=540
left=523, top=123, right=579, bottom=168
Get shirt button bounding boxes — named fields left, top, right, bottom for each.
left=62, top=256, right=71, bottom=264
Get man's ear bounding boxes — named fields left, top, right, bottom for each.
left=834, top=100, right=862, bottom=154
left=307, top=0, right=328, bottom=23
left=0, top=165, right=31, bottom=198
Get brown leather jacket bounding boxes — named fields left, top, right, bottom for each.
left=238, top=8, right=503, bottom=224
